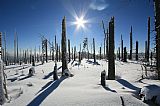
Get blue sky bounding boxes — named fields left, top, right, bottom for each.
left=0, top=0, right=155, bottom=54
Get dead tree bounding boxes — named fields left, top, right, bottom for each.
left=52, top=42, right=54, bottom=61
left=102, top=20, right=106, bottom=58
left=55, top=35, right=56, bottom=61
left=129, top=26, right=132, bottom=60
left=104, top=38, right=105, bottom=59
left=79, top=44, right=81, bottom=63
left=3, top=32, right=7, bottom=65
left=14, top=32, right=16, bottom=64
left=53, top=62, right=58, bottom=81
left=100, top=46, right=101, bottom=60
left=136, top=41, right=138, bottom=61
left=0, top=32, right=7, bottom=105
left=118, top=47, right=120, bottom=60
left=93, top=38, right=96, bottom=63
left=121, top=34, right=123, bottom=61
left=108, top=17, right=115, bottom=80
left=56, top=43, right=58, bottom=62
left=17, top=34, right=19, bottom=64
left=68, top=39, right=71, bottom=62
left=59, top=46, right=61, bottom=62
left=145, top=41, right=148, bottom=60
left=123, top=47, right=127, bottom=62
left=151, top=52, right=153, bottom=66
left=29, top=49, right=32, bottom=64
left=32, top=56, right=35, bottom=66
left=106, top=28, right=109, bottom=59
left=154, top=0, right=160, bottom=79
left=74, top=46, right=76, bottom=61
left=72, top=47, right=73, bottom=60
left=45, top=40, right=48, bottom=62
left=147, top=17, right=150, bottom=62
left=61, top=16, right=68, bottom=74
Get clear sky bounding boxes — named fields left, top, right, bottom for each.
left=0, top=0, right=155, bottom=54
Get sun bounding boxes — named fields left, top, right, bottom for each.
left=73, top=16, right=88, bottom=30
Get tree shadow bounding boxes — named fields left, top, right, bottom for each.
left=7, top=77, right=17, bottom=82
left=86, top=60, right=100, bottom=65
left=19, top=75, right=31, bottom=81
left=116, top=79, right=140, bottom=91
left=43, top=72, right=53, bottom=79
left=35, top=81, right=53, bottom=95
left=71, top=60, right=74, bottom=65
left=103, top=86, right=117, bottom=93
left=27, top=76, right=67, bottom=106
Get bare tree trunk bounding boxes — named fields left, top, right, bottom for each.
left=68, top=39, right=71, bottom=62
left=121, top=35, right=123, bottom=61
left=56, top=43, right=58, bottom=62
left=61, top=16, right=68, bottom=75
left=145, top=41, right=148, bottom=60
left=129, top=26, right=132, bottom=60
left=45, top=40, right=48, bottom=62
left=72, top=47, right=73, bottom=60
left=59, top=46, right=61, bottom=62
left=104, top=38, right=105, bottom=59
left=0, top=32, right=6, bottom=105
left=100, top=46, right=101, bottom=60
left=123, top=47, right=127, bottom=62
left=136, top=41, right=138, bottom=61
left=74, top=46, right=76, bottom=61
left=118, top=47, right=120, bottom=60
left=106, top=29, right=109, bottom=60
left=147, top=17, right=150, bottom=62
left=154, top=0, right=160, bottom=79
left=108, top=17, right=115, bottom=80
left=93, top=38, right=96, bottom=63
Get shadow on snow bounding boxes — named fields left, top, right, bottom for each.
left=116, top=79, right=140, bottom=91
left=86, top=60, right=100, bottom=65
left=27, top=76, right=67, bottom=106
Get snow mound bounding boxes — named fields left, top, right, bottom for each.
left=140, top=85, right=160, bottom=104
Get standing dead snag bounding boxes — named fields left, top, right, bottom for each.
left=72, top=47, right=73, bottom=60
left=108, top=17, right=115, bottom=80
left=32, top=55, right=35, bottom=66
left=106, top=28, right=109, bottom=60
left=145, top=41, right=148, bottom=60
left=121, top=35, right=123, bottom=61
left=123, top=47, right=127, bottom=62
left=68, top=39, right=71, bottom=62
left=147, top=17, right=150, bottom=62
left=129, top=26, right=132, bottom=60
left=58, top=46, right=61, bottom=62
left=136, top=41, right=138, bottom=61
left=53, top=62, right=58, bottom=81
left=74, top=46, right=76, bottom=61
left=61, top=16, right=68, bottom=75
left=56, top=43, right=58, bottom=62
left=101, top=70, right=106, bottom=86
left=154, top=0, right=160, bottom=79
left=100, top=46, right=101, bottom=60
left=118, top=47, right=120, bottom=60
left=0, top=32, right=6, bottom=105
left=93, top=38, right=96, bottom=63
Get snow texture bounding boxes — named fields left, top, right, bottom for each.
left=2, top=59, right=160, bottom=106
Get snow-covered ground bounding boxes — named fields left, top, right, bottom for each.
left=3, top=59, right=160, bottom=106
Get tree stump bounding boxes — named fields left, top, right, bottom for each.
left=101, top=70, right=106, bottom=86
left=29, top=67, right=35, bottom=76
left=53, top=63, right=58, bottom=81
